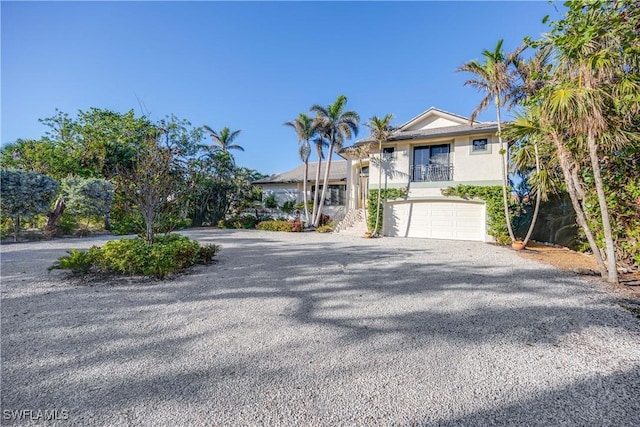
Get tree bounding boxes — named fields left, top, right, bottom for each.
left=459, top=39, right=524, bottom=244
left=310, top=95, right=359, bottom=227
left=119, top=130, right=180, bottom=244
left=366, top=114, right=395, bottom=236
left=538, top=0, right=640, bottom=282
left=507, top=45, right=555, bottom=247
left=0, top=170, right=59, bottom=241
left=310, top=134, right=328, bottom=227
left=61, top=177, right=115, bottom=227
left=284, top=113, right=315, bottom=225
left=202, top=126, right=244, bottom=156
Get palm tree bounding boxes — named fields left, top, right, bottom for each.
left=506, top=108, right=558, bottom=247
left=284, top=113, right=315, bottom=225
left=458, top=39, right=524, bottom=244
left=366, top=114, right=395, bottom=236
left=506, top=45, right=554, bottom=247
left=310, top=95, right=359, bottom=227
left=310, top=134, right=328, bottom=224
left=202, top=126, right=244, bottom=155
left=539, top=2, right=640, bottom=283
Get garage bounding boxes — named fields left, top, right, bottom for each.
left=383, top=199, right=486, bottom=241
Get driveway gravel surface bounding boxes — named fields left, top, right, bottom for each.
left=1, top=229, right=639, bottom=426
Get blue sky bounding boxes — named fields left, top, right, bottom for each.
left=2, top=1, right=562, bottom=175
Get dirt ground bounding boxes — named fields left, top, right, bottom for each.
left=515, top=241, right=640, bottom=298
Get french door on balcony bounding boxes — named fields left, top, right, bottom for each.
left=412, top=144, right=453, bottom=182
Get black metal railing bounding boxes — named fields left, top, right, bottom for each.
left=411, top=164, right=454, bottom=182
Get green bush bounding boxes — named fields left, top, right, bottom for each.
left=217, top=215, right=257, bottom=229
left=50, top=234, right=220, bottom=279
left=111, top=212, right=145, bottom=235
left=264, top=194, right=278, bottom=209
left=281, top=200, right=296, bottom=213
left=316, top=224, right=334, bottom=233
left=49, top=247, right=101, bottom=275
left=256, top=220, right=303, bottom=232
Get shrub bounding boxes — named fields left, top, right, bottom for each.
left=197, top=244, right=220, bottom=264
left=49, top=247, right=101, bottom=275
left=281, top=200, right=296, bottom=213
left=111, top=211, right=145, bottom=235
left=51, top=234, right=219, bottom=279
left=256, top=220, right=303, bottom=232
left=316, top=224, right=333, bottom=233
left=264, top=194, right=278, bottom=209
left=217, top=215, right=256, bottom=229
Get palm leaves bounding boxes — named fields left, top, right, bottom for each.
left=309, top=95, right=360, bottom=227
left=284, top=113, right=316, bottom=224
left=366, top=114, right=395, bottom=236
left=202, top=126, right=244, bottom=153
left=459, top=39, right=523, bottom=243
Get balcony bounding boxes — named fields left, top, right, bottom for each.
left=411, top=164, right=454, bottom=182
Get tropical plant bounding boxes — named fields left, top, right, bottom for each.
left=310, top=95, right=359, bottom=227
left=535, top=0, right=640, bottom=282
left=459, top=39, right=524, bottom=244
left=366, top=114, right=395, bottom=236
left=284, top=113, right=316, bottom=224
left=202, top=126, right=244, bottom=156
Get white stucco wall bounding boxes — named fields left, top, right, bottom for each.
left=367, top=133, right=502, bottom=190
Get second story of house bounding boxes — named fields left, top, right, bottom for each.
left=340, top=107, right=503, bottom=202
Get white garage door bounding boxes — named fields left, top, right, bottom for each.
left=384, top=200, right=485, bottom=241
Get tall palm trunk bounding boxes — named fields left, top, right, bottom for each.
left=314, top=140, right=334, bottom=227
left=302, top=160, right=310, bottom=225
left=587, top=130, right=618, bottom=283
left=373, top=142, right=383, bottom=235
left=311, top=145, right=323, bottom=225
left=554, top=135, right=608, bottom=277
left=523, top=142, right=541, bottom=246
left=495, top=97, right=516, bottom=242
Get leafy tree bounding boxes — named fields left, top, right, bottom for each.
left=61, top=177, right=115, bottom=227
left=366, top=114, right=395, bottom=236
left=0, top=170, right=59, bottom=241
left=536, top=0, right=640, bottom=282
left=119, top=131, right=180, bottom=244
left=310, top=95, right=359, bottom=226
left=284, top=113, right=316, bottom=224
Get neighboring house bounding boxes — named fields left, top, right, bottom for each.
left=253, top=160, right=348, bottom=208
left=339, top=107, right=502, bottom=242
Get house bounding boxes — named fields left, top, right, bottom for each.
left=339, top=107, right=503, bottom=242
left=253, top=160, right=348, bottom=211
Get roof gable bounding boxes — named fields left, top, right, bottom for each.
left=398, top=107, right=475, bottom=132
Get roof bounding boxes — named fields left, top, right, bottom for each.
left=342, top=107, right=499, bottom=152
left=253, top=160, right=347, bottom=184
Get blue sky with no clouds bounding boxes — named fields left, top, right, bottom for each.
left=1, top=1, right=562, bottom=175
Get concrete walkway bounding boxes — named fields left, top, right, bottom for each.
left=1, top=229, right=639, bottom=426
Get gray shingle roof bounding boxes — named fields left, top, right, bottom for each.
left=346, top=122, right=499, bottom=148
left=253, top=160, right=347, bottom=184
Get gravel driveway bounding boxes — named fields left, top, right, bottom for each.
left=1, top=229, right=639, bottom=426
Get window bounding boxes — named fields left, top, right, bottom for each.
left=382, top=147, right=395, bottom=159
left=471, top=137, right=491, bottom=154
left=412, top=144, right=453, bottom=182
